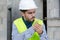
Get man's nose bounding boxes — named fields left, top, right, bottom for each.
left=32, top=13, right=35, bottom=17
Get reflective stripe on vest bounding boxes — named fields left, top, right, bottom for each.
left=14, top=18, right=43, bottom=40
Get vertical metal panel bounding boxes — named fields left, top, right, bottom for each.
left=7, top=8, right=12, bottom=40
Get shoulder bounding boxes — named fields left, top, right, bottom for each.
left=35, top=18, right=43, bottom=22
left=13, top=17, right=22, bottom=23
left=35, top=18, right=43, bottom=25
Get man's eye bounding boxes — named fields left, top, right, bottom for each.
left=28, top=12, right=32, bottom=14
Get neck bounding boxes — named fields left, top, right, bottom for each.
left=22, top=16, right=34, bottom=22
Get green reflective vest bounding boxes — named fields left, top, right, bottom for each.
left=14, top=18, right=43, bottom=40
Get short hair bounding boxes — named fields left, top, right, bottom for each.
left=20, top=10, right=27, bottom=13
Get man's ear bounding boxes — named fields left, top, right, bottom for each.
left=21, top=12, right=25, bottom=17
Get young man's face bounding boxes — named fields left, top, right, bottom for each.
left=22, top=9, right=36, bottom=21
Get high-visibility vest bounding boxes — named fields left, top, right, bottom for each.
left=13, top=18, right=43, bottom=40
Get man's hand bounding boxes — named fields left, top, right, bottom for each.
left=33, top=23, right=43, bottom=34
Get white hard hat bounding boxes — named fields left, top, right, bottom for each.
left=19, top=0, right=38, bottom=10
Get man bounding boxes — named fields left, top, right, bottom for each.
left=12, top=0, right=48, bottom=40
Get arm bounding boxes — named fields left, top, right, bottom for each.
left=12, top=23, right=35, bottom=40
left=40, top=24, right=48, bottom=40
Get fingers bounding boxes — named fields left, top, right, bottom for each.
left=34, top=23, right=42, bottom=29
left=33, top=22, right=43, bottom=34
